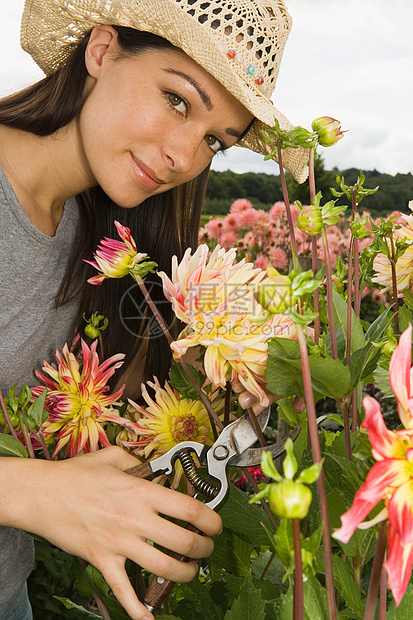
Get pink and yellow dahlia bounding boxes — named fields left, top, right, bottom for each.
left=32, top=340, right=138, bottom=457
left=159, top=245, right=296, bottom=407
left=85, top=220, right=156, bottom=285
left=333, top=325, right=413, bottom=606
left=127, top=379, right=215, bottom=487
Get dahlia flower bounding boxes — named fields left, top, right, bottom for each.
left=333, top=326, right=413, bottom=606
left=127, top=379, right=214, bottom=488
left=159, top=245, right=296, bottom=407
left=85, top=220, right=157, bottom=284
left=32, top=340, right=138, bottom=457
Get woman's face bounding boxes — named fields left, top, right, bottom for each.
left=79, top=32, right=254, bottom=208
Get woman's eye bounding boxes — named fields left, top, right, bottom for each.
left=205, top=134, right=224, bottom=153
left=167, top=93, right=187, bottom=115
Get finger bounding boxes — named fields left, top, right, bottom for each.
left=128, top=543, right=199, bottom=583
left=150, top=489, right=222, bottom=537
left=138, top=514, right=215, bottom=559
left=101, top=557, right=155, bottom=620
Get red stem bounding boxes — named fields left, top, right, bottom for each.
left=296, top=324, right=337, bottom=620
left=292, top=518, right=304, bottom=620
left=37, top=431, right=51, bottom=460
left=379, top=563, right=387, bottom=620
left=309, top=151, right=320, bottom=344
left=363, top=521, right=388, bottom=620
left=352, top=190, right=361, bottom=317
left=277, top=142, right=299, bottom=259
left=321, top=228, right=338, bottom=359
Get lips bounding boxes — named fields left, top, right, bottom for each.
left=130, top=153, right=166, bottom=191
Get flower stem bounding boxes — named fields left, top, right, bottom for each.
left=244, top=467, right=279, bottom=531
left=292, top=518, right=304, bottom=620
left=363, top=521, right=388, bottom=620
left=321, top=227, right=338, bottom=359
left=224, top=382, right=231, bottom=427
left=340, top=399, right=352, bottom=461
left=379, top=563, right=387, bottom=620
left=136, top=276, right=223, bottom=434
left=20, top=422, right=36, bottom=459
left=389, top=236, right=399, bottom=334
left=37, top=431, right=51, bottom=460
left=309, top=150, right=320, bottom=344
left=0, top=389, right=19, bottom=439
left=296, top=323, right=337, bottom=620
left=352, top=190, right=361, bottom=317
left=277, top=141, right=299, bottom=264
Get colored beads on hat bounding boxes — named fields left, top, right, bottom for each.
left=220, top=41, right=264, bottom=88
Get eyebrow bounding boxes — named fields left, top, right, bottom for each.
left=163, top=68, right=242, bottom=141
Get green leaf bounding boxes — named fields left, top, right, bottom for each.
left=83, top=566, right=130, bottom=620
left=297, top=461, right=322, bottom=484
left=372, top=365, right=393, bottom=398
left=54, top=597, right=101, bottom=618
left=388, top=583, right=413, bottom=618
left=219, top=483, right=276, bottom=547
left=332, top=556, right=364, bottom=617
left=349, top=307, right=392, bottom=391
left=27, top=388, right=47, bottom=427
left=399, top=305, right=413, bottom=333
left=157, top=616, right=184, bottom=620
left=261, top=450, right=282, bottom=481
left=179, top=577, right=224, bottom=620
left=279, top=577, right=330, bottom=620
left=168, top=361, right=206, bottom=400
left=224, top=574, right=266, bottom=620
left=0, top=434, right=28, bottom=457
left=275, top=518, right=294, bottom=573
left=209, top=531, right=252, bottom=577
left=332, top=290, right=365, bottom=352
left=266, top=337, right=351, bottom=401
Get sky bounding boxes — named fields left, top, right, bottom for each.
left=1, top=0, right=412, bottom=178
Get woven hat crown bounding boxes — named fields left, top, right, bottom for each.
left=21, top=0, right=310, bottom=182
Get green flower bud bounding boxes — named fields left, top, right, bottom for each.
left=268, top=479, right=312, bottom=519
left=258, top=270, right=295, bottom=314
left=297, top=204, right=323, bottom=236
left=311, top=116, right=347, bottom=147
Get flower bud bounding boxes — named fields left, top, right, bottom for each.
left=268, top=479, right=312, bottom=519
left=297, top=204, right=323, bottom=236
left=311, top=116, right=346, bottom=147
left=258, top=270, right=295, bottom=313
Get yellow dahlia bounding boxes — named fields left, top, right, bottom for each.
left=127, top=379, right=215, bottom=488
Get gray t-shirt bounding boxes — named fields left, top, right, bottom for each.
left=0, top=163, right=79, bottom=611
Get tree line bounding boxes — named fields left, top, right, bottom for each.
left=205, top=157, right=413, bottom=217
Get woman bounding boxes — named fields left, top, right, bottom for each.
left=0, top=1, right=309, bottom=619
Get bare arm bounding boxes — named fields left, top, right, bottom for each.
left=0, top=447, right=222, bottom=620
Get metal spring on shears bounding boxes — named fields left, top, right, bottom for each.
left=178, top=449, right=219, bottom=499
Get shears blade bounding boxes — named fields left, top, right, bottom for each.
left=230, top=425, right=301, bottom=468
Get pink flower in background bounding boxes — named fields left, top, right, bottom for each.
left=254, top=253, right=270, bottom=270
left=243, top=231, right=255, bottom=249
left=230, top=198, right=253, bottom=214
left=205, top=217, right=224, bottom=240
left=223, top=213, right=240, bottom=232
left=238, top=207, right=258, bottom=229
left=268, top=246, right=288, bottom=270
left=31, top=341, right=138, bottom=457
left=269, top=201, right=286, bottom=220
left=220, top=231, right=238, bottom=249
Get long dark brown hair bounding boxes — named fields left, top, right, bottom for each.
left=0, top=28, right=209, bottom=394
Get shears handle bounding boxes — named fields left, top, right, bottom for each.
left=125, top=462, right=204, bottom=611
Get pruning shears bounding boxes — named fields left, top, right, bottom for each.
left=126, top=409, right=300, bottom=612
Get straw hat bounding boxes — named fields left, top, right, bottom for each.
left=20, top=0, right=310, bottom=182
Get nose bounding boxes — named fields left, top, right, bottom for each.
left=163, top=127, right=204, bottom=174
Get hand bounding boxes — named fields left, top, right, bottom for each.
left=0, top=447, right=222, bottom=620
left=233, top=382, right=306, bottom=416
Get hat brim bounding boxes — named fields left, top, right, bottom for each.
left=21, top=0, right=310, bottom=182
